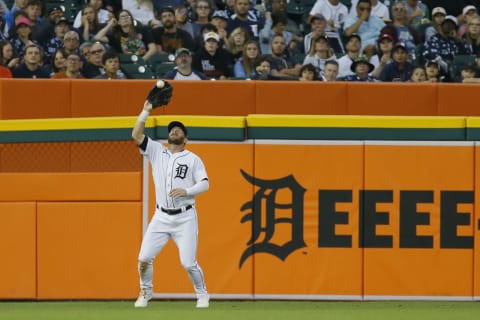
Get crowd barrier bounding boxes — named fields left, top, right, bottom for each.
left=1, top=80, right=480, bottom=119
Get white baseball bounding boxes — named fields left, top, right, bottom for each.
left=156, top=80, right=165, bottom=88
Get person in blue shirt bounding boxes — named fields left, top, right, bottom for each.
left=11, top=44, right=50, bottom=78
left=378, top=42, right=414, bottom=82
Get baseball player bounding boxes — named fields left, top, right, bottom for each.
left=132, top=99, right=210, bottom=308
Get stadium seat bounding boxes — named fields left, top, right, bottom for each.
left=154, top=63, right=176, bottom=79
left=453, top=55, right=477, bottom=75
left=120, top=63, right=155, bottom=79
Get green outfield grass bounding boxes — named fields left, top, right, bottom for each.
left=0, top=300, right=479, bottom=320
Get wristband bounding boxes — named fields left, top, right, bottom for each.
left=138, top=110, right=150, bottom=123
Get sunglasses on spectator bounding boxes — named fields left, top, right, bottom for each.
left=90, top=49, right=104, bottom=55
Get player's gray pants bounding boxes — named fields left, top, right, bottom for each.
left=137, top=209, right=207, bottom=296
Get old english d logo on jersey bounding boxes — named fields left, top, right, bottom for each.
left=239, top=169, right=307, bottom=268
left=175, top=164, right=188, bottom=179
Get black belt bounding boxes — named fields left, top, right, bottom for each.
left=158, top=204, right=193, bottom=215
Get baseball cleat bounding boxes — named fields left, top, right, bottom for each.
left=196, top=294, right=209, bottom=308
left=134, top=289, right=152, bottom=308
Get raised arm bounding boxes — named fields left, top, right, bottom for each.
left=132, top=100, right=153, bottom=145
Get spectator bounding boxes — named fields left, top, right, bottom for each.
left=344, top=55, right=376, bottom=81
left=52, top=52, right=85, bottom=79
left=299, top=63, right=319, bottom=81
left=227, top=0, right=264, bottom=41
left=47, top=48, right=68, bottom=75
left=380, top=2, right=420, bottom=59
left=370, top=32, right=394, bottom=78
left=192, top=31, right=233, bottom=79
left=226, top=26, right=250, bottom=61
left=308, top=0, right=349, bottom=32
left=4, top=0, right=28, bottom=37
left=321, top=59, right=339, bottom=81
left=94, top=51, right=126, bottom=79
left=79, top=41, right=93, bottom=62
left=463, top=15, right=480, bottom=54
left=423, top=15, right=472, bottom=75
left=10, top=17, right=37, bottom=59
left=191, top=0, right=213, bottom=40
left=24, top=0, right=46, bottom=43
left=44, top=17, right=70, bottom=64
left=344, top=0, right=386, bottom=57
left=122, top=0, right=155, bottom=26
left=35, top=5, right=66, bottom=46
left=175, top=4, right=195, bottom=38
left=409, top=66, right=427, bottom=82
left=82, top=41, right=107, bottom=78
left=303, top=35, right=336, bottom=74
left=11, top=44, right=49, bottom=78
left=211, top=10, right=229, bottom=44
left=378, top=42, right=414, bottom=81
left=424, top=59, right=444, bottom=82
left=337, top=33, right=362, bottom=78
left=73, top=0, right=111, bottom=29
left=63, top=30, right=81, bottom=56
left=0, top=40, right=20, bottom=68
left=460, top=62, right=479, bottom=82
left=253, top=54, right=274, bottom=80
left=403, top=0, right=429, bottom=29
left=162, top=47, right=208, bottom=79
left=151, top=7, right=195, bottom=55
left=422, top=0, right=480, bottom=22
left=152, top=0, right=187, bottom=14
left=348, top=0, right=390, bottom=22
left=267, top=34, right=301, bottom=79
left=424, top=7, right=446, bottom=42
left=269, top=0, right=301, bottom=37
left=95, top=10, right=157, bottom=61
left=77, top=4, right=105, bottom=43
left=459, top=5, right=478, bottom=37
left=233, top=39, right=261, bottom=78
left=304, top=14, right=344, bottom=56
left=259, top=11, right=301, bottom=55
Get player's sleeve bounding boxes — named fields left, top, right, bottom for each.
left=139, top=136, right=165, bottom=162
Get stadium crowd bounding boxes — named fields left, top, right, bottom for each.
left=0, top=0, right=479, bottom=82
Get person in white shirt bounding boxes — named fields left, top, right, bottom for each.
left=308, top=0, right=349, bottom=32
left=73, top=0, right=111, bottom=29
left=349, top=0, right=390, bottom=21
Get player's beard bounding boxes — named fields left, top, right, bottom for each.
left=168, top=136, right=185, bottom=145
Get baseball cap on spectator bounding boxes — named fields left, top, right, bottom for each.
left=463, top=5, right=477, bottom=16
left=175, top=47, right=191, bottom=59
left=55, top=17, right=69, bottom=26
left=346, top=33, right=361, bottom=43
left=431, top=7, right=446, bottom=16
left=310, top=14, right=326, bottom=23
left=378, top=33, right=394, bottom=42
left=350, top=56, right=374, bottom=73
left=393, top=42, right=408, bottom=52
left=16, top=17, right=31, bottom=27
left=159, top=6, right=175, bottom=15
left=168, top=121, right=188, bottom=136
left=443, top=15, right=458, bottom=27
left=48, top=6, right=64, bottom=15
left=212, top=10, right=229, bottom=21
left=203, top=31, right=220, bottom=42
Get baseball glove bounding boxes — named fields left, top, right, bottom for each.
left=146, top=81, right=173, bottom=108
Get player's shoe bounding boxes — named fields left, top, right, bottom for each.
left=134, top=289, right=152, bottom=308
left=196, top=294, right=209, bottom=308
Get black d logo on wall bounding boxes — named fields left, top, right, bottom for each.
left=239, top=169, right=307, bottom=268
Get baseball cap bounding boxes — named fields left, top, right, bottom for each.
left=15, top=17, right=31, bottom=27
left=346, top=33, right=361, bottom=43
left=378, top=33, right=394, bottom=42
left=55, top=17, right=69, bottom=26
left=168, top=121, right=188, bottom=136
left=443, top=15, right=458, bottom=27
left=174, top=47, right=191, bottom=59
left=48, top=6, right=64, bottom=15
left=159, top=6, right=175, bottom=15
left=393, top=42, right=407, bottom=52
left=431, top=7, right=446, bottom=16
left=310, top=14, right=326, bottom=23
left=463, top=5, right=477, bottom=16
left=425, top=60, right=439, bottom=68
left=212, top=10, right=229, bottom=21
left=203, top=31, right=220, bottom=42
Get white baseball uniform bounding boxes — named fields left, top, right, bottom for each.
left=137, top=136, right=208, bottom=297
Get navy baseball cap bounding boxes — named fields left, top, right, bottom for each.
left=168, top=121, right=188, bottom=136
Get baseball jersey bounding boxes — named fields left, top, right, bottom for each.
left=141, top=137, right=208, bottom=215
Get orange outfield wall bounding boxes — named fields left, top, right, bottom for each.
left=0, top=80, right=479, bottom=119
